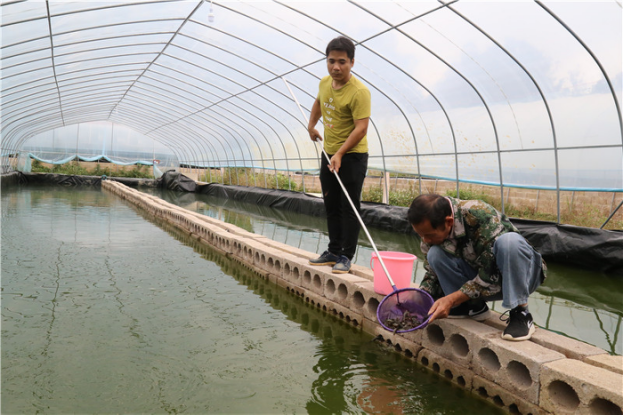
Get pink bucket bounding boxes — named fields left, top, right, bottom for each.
left=370, top=251, right=417, bottom=295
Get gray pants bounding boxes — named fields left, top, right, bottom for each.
left=427, top=233, right=543, bottom=309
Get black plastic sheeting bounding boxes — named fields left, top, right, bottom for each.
left=4, top=172, right=160, bottom=188
left=192, top=178, right=623, bottom=275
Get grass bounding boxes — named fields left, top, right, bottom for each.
left=31, top=160, right=153, bottom=179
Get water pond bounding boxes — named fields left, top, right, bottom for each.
left=2, top=185, right=508, bottom=414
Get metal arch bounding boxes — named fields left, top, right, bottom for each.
left=275, top=0, right=456, bottom=196
left=190, top=112, right=256, bottom=175
left=7, top=6, right=321, bottom=177
left=191, top=107, right=269, bottom=186
left=45, top=0, right=64, bottom=125
left=229, top=94, right=308, bottom=185
left=536, top=0, right=623, bottom=146
left=148, top=121, right=207, bottom=176
left=446, top=3, right=562, bottom=223
left=1, top=42, right=165, bottom=74
left=115, top=110, right=208, bottom=174
left=353, top=2, right=506, bottom=210
left=134, top=79, right=255, bottom=171
left=171, top=31, right=308, bottom=178
left=203, top=2, right=389, bottom=191
left=172, top=112, right=238, bottom=181
left=106, top=0, right=205, bottom=119
left=203, top=102, right=280, bottom=180
left=168, top=122, right=221, bottom=181
left=184, top=110, right=249, bottom=184
left=222, top=96, right=294, bottom=188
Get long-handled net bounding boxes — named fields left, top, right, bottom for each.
left=376, top=288, right=434, bottom=333
left=283, top=77, right=434, bottom=333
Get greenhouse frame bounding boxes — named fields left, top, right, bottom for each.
left=1, top=0, right=622, bottom=226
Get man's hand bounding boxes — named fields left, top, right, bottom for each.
left=328, top=152, right=343, bottom=173
left=428, top=290, right=469, bottom=323
left=308, top=127, right=322, bottom=142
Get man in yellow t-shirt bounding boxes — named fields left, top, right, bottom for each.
left=307, top=36, right=371, bottom=274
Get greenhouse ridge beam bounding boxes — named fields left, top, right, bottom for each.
left=45, top=0, right=65, bottom=127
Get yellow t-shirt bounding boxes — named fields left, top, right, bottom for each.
left=317, top=75, right=371, bottom=155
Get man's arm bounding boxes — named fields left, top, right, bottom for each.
left=329, top=117, right=369, bottom=173
left=308, top=98, right=322, bottom=142
left=428, top=290, right=469, bottom=323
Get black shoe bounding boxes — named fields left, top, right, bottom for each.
left=448, top=300, right=490, bottom=321
left=501, top=307, right=535, bottom=341
left=309, top=250, right=340, bottom=266
left=332, top=255, right=351, bottom=274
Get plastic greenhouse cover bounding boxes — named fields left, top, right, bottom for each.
left=1, top=1, right=621, bottom=192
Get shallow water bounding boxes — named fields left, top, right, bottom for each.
left=147, top=188, right=623, bottom=356
left=1, top=185, right=506, bottom=414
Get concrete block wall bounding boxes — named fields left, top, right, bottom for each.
left=102, top=179, right=623, bottom=415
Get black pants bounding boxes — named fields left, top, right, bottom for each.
left=319, top=152, right=368, bottom=260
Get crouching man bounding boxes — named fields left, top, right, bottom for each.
left=407, top=194, right=546, bottom=341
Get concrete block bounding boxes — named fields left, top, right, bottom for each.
left=584, top=354, right=623, bottom=375
left=484, top=311, right=608, bottom=362
left=299, top=286, right=329, bottom=311
left=348, top=263, right=374, bottom=283
left=245, top=239, right=286, bottom=276
left=252, top=238, right=316, bottom=261
left=473, top=375, right=548, bottom=415
left=305, top=290, right=363, bottom=329
left=421, top=319, right=500, bottom=369
left=324, top=273, right=370, bottom=308
left=281, top=254, right=306, bottom=288
left=300, top=265, right=329, bottom=297
left=275, top=275, right=301, bottom=294
left=418, top=348, right=475, bottom=390
left=530, top=329, right=608, bottom=361
left=364, top=319, right=423, bottom=359
left=540, top=359, right=623, bottom=415
left=472, top=334, right=566, bottom=404
left=351, top=280, right=384, bottom=322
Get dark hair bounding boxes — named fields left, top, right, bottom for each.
left=326, top=36, right=355, bottom=60
left=407, top=194, right=452, bottom=229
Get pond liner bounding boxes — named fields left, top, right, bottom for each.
left=12, top=172, right=159, bottom=188
left=190, top=179, right=623, bottom=275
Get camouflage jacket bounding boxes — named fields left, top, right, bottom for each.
left=419, top=197, right=544, bottom=300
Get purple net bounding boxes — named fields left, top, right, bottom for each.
left=376, top=288, right=434, bottom=333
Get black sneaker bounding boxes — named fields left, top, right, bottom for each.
left=309, top=250, right=340, bottom=266
left=448, top=300, right=490, bottom=321
left=332, top=255, right=351, bottom=274
left=501, top=308, right=535, bottom=341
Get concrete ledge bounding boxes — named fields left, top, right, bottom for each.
left=583, top=354, right=623, bottom=375
left=540, top=359, right=623, bottom=415
left=473, top=375, right=548, bottom=415
left=418, top=348, right=474, bottom=390
left=422, top=319, right=501, bottom=370
left=483, top=310, right=607, bottom=361
left=471, top=332, right=566, bottom=404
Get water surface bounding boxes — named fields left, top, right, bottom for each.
left=2, top=185, right=506, bottom=414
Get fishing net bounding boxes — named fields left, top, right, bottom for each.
left=376, top=288, right=434, bottom=333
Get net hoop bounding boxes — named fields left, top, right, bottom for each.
left=376, top=287, right=434, bottom=333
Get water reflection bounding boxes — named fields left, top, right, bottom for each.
left=147, top=188, right=623, bottom=356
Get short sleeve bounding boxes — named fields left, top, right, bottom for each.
left=351, top=88, right=371, bottom=120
